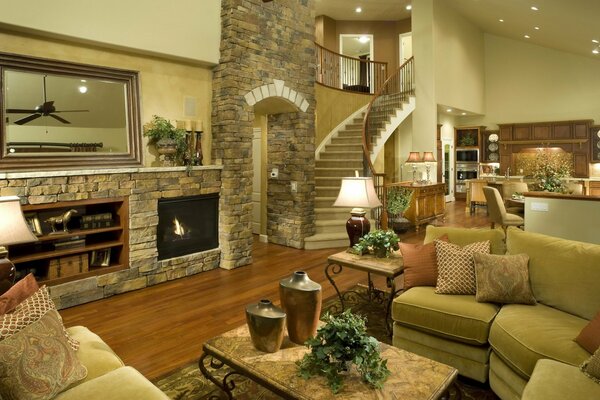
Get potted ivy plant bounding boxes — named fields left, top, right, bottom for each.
left=143, top=115, right=188, bottom=166
left=297, top=310, right=391, bottom=394
left=386, top=186, right=413, bottom=233
left=350, top=229, right=400, bottom=258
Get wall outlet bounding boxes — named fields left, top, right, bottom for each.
left=291, top=181, right=298, bottom=192
left=270, top=168, right=279, bottom=178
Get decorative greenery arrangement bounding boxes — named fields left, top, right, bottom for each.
left=386, top=186, right=413, bottom=216
left=350, top=229, right=399, bottom=258
left=297, top=310, right=391, bottom=394
left=143, top=115, right=188, bottom=163
left=524, top=150, right=573, bottom=193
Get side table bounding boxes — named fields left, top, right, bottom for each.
left=325, top=250, right=403, bottom=336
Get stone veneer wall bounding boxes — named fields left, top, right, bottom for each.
left=212, top=0, right=316, bottom=268
left=0, top=166, right=222, bottom=309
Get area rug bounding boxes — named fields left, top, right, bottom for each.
left=154, top=286, right=499, bottom=399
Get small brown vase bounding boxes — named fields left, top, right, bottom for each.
left=245, top=299, right=286, bottom=353
left=279, top=271, right=322, bottom=345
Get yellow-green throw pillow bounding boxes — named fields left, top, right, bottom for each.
left=473, top=253, right=536, bottom=305
left=0, top=309, right=87, bottom=399
left=581, top=347, right=600, bottom=384
left=434, top=240, right=490, bottom=295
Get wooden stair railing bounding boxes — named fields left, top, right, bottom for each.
left=315, top=42, right=388, bottom=94
left=361, top=57, right=415, bottom=228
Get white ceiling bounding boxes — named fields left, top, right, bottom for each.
left=314, top=0, right=600, bottom=59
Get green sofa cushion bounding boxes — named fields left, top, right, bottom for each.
left=67, top=326, right=124, bottom=383
left=489, top=303, right=590, bottom=379
left=521, top=359, right=600, bottom=400
left=55, top=366, right=169, bottom=400
left=392, top=286, right=500, bottom=345
left=424, top=225, right=506, bottom=255
left=506, top=228, right=600, bottom=320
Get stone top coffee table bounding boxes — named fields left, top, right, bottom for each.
left=199, top=324, right=457, bottom=399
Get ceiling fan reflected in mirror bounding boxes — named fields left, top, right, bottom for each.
left=5, top=75, right=89, bottom=125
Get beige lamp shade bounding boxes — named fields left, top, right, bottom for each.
left=422, top=152, right=436, bottom=162
left=333, top=177, right=382, bottom=209
left=0, top=196, right=39, bottom=246
left=405, top=152, right=422, bottom=163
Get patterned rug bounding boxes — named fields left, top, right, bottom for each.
left=154, top=286, right=499, bottom=399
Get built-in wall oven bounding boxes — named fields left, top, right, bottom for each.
left=455, top=163, right=479, bottom=194
left=456, top=148, right=479, bottom=163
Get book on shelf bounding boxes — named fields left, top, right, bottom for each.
left=80, top=212, right=114, bottom=229
left=53, top=239, right=86, bottom=250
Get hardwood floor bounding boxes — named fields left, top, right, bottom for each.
left=60, top=200, right=490, bottom=380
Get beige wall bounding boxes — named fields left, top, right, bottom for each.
left=462, top=34, right=600, bottom=128
left=0, top=30, right=213, bottom=166
left=433, top=1, right=485, bottom=114
left=0, top=0, right=220, bottom=65
left=315, top=84, right=372, bottom=147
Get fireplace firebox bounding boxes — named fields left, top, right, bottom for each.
left=157, top=194, right=219, bottom=260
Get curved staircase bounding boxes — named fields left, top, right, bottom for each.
left=305, top=57, right=416, bottom=250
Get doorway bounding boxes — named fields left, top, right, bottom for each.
left=399, top=32, right=412, bottom=65
left=339, top=34, right=374, bottom=93
left=442, top=138, right=455, bottom=202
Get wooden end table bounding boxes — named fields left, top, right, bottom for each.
left=199, top=324, right=458, bottom=399
left=325, top=250, right=403, bottom=336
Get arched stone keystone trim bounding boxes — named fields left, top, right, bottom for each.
left=244, top=79, right=310, bottom=112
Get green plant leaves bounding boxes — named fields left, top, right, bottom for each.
left=350, top=229, right=400, bottom=258
left=296, top=310, right=391, bottom=393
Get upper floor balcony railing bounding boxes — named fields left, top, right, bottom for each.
left=315, top=43, right=388, bottom=94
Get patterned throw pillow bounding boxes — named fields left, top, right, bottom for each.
left=0, top=286, right=79, bottom=350
left=434, top=240, right=490, bottom=295
left=399, top=235, right=448, bottom=290
left=576, top=309, right=600, bottom=354
left=581, top=347, right=600, bottom=384
left=0, top=273, right=39, bottom=314
left=473, top=253, right=536, bottom=304
left=0, top=309, right=87, bottom=400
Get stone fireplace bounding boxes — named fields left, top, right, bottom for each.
left=0, top=166, right=222, bottom=309
left=157, top=193, right=219, bottom=261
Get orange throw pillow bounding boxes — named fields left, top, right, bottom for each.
left=0, top=273, right=39, bottom=314
left=400, top=235, right=448, bottom=290
left=576, top=310, right=600, bottom=354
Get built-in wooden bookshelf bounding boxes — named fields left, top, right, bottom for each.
left=10, top=197, right=129, bottom=285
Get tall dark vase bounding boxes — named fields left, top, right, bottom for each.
left=279, top=271, right=322, bottom=345
left=245, top=299, right=286, bottom=353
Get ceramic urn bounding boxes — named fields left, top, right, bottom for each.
left=279, top=271, right=322, bottom=345
left=245, top=299, right=286, bottom=353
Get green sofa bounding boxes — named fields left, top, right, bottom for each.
left=54, top=326, right=169, bottom=400
left=392, top=226, right=600, bottom=399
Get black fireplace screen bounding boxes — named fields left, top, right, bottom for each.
left=157, top=194, right=219, bottom=260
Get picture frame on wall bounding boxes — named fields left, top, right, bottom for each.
left=90, top=248, right=111, bottom=267
left=24, top=212, right=43, bottom=236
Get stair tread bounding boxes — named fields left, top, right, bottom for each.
left=304, top=232, right=349, bottom=242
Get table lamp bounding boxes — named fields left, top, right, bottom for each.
left=0, top=196, right=39, bottom=288
left=405, top=152, right=423, bottom=185
left=333, top=173, right=382, bottom=247
left=422, top=152, right=437, bottom=183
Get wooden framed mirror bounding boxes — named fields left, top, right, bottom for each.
left=0, top=52, right=142, bottom=170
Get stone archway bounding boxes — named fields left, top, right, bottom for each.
left=212, top=0, right=316, bottom=270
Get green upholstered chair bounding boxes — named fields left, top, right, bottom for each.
left=482, top=186, right=524, bottom=236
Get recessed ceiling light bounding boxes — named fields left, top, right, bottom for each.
left=534, top=26, right=540, bottom=30
left=358, top=36, right=370, bottom=43
left=446, top=108, right=453, bottom=113
left=78, top=86, right=88, bottom=94
left=531, top=6, right=539, bottom=11
left=498, top=19, right=504, bottom=22
left=524, top=35, right=530, bottom=39
left=593, top=49, right=599, bottom=55
left=593, top=39, right=599, bottom=44
left=406, top=5, right=412, bottom=11
left=461, top=112, right=467, bottom=116
left=355, top=7, right=362, bottom=13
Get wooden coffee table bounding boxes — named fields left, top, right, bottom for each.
left=325, top=250, right=404, bottom=336
left=199, top=324, right=457, bottom=399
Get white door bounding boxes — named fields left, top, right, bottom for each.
left=399, top=33, right=412, bottom=64
left=442, top=138, right=455, bottom=202
left=252, top=127, right=262, bottom=234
